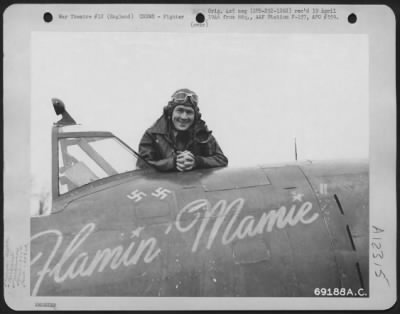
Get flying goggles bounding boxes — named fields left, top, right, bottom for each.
left=171, top=90, right=198, bottom=106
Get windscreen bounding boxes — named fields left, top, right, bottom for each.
left=58, top=136, right=140, bottom=194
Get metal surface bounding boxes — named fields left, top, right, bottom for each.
left=30, top=120, right=369, bottom=297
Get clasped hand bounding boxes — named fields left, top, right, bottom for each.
left=176, top=150, right=195, bottom=172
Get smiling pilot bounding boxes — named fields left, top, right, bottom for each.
left=137, top=88, right=228, bottom=172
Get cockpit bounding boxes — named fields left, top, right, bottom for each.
left=57, top=127, right=140, bottom=195
left=25, top=98, right=149, bottom=217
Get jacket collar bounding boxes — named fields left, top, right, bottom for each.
left=148, top=116, right=170, bottom=135
left=148, top=115, right=211, bottom=141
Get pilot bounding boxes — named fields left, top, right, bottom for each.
left=137, top=88, right=228, bottom=172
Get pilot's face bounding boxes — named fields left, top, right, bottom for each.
left=171, top=105, right=195, bottom=131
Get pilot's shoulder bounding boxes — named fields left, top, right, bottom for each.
left=147, top=116, right=168, bottom=135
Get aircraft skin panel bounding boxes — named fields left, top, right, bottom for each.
left=200, top=167, right=271, bottom=191
left=31, top=162, right=369, bottom=297
left=298, top=161, right=369, bottom=293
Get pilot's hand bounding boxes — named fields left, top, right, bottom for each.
left=176, top=151, right=195, bottom=172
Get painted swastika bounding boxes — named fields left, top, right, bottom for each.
left=127, top=190, right=147, bottom=202
left=152, top=187, right=172, bottom=200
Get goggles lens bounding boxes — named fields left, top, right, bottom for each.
left=172, top=91, right=198, bottom=105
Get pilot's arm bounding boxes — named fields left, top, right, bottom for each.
left=136, top=131, right=176, bottom=172
left=194, top=135, right=228, bottom=169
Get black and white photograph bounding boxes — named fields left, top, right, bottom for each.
left=3, top=3, right=396, bottom=311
